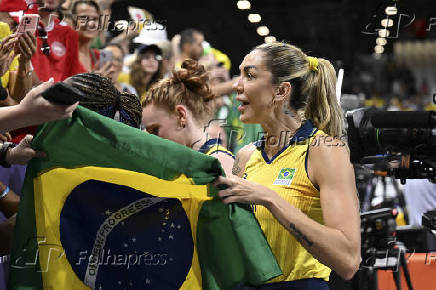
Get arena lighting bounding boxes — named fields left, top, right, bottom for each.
left=264, top=36, right=276, bottom=43
left=248, top=13, right=261, bottom=23
left=374, top=45, right=385, bottom=54
left=376, top=37, right=388, bottom=46
left=381, top=18, right=394, bottom=27
left=237, top=0, right=251, bottom=10
left=257, top=26, right=269, bottom=36
left=378, top=29, right=390, bottom=38
left=385, top=6, right=398, bottom=16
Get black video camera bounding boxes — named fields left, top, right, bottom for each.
left=346, top=108, right=436, bottom=183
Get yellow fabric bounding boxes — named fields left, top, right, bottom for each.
left=307, top=56, right=319, bottom=72
left=364, top=97, right=385, bottom=108
left=0, top=22, right=19, bottom=88
left=175, top=60, right=182, bottom=70
left=244, top=130, right=331, bottom=282
left=396, top=211, right=406, bottom=226
left=425, top=102, right=436, bottom=111
left=117, top=72, right=148, bottom=103
left=210, top=48, right=231, bottom=71
left=204, top=144, right=234, bottom=158
left=117, top=72, right=130, bottom=85
left=34, top=166, right=212, bottom=290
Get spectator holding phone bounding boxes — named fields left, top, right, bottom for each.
left=0, top=11, right=38, bottom=104
left=73, top=0, right=117, bottom=79
left=8, top=31, right=38, bottom=102
left=0, top=23, right=19, bottom=107
left=101, top=43, right=137, bottom=96
left=29, top=0, right=85, bottom=82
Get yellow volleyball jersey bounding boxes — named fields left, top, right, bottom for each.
left=244, top=121, right=331, bottom=282
left=198, top=138, right=234, bottom=160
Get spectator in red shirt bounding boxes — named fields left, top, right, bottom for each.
left=32, top=0, right=85, bottom=82
left=73, top=0, right=100, bottom=72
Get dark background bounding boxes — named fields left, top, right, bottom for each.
left=111, top=0, right=436, bottom=76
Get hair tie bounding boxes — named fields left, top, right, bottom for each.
left=307, top=56, right=319, bottom=72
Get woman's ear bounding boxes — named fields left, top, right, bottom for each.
left=274, top=82, right=291, bottom=103
left=175, top=105, right=188, bottom=128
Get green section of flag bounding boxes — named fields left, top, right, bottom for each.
left=9, top=106, right=281, bottom=290
left=198, top=200, right=282, bottom=289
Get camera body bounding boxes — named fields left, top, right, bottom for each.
left=360, top=208, right=398, bottom=267
left=346, top=107, right=436, bottom=183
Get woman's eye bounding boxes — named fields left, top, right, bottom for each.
left=246, top=73, right=254, bottom=80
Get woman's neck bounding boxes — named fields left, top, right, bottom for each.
left=39, top=11, right=55, bottom=28
left=78, top=38, right=92, bottom=52
left=78, top=38, right=93, bottom=71
left=188, top=125, right=208, bottom=152
left=261, top=112, right=302, bottom=159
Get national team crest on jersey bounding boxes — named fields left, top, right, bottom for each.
left=273, top=168, right=296, bottom=186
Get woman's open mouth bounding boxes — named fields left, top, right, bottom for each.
left=238, top=101, right=250, bottom=112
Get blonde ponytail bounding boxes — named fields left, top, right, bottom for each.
left=303, top=58, right=343, bottom=137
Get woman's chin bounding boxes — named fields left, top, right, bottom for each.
left=239, top=112, right=256, bottom=124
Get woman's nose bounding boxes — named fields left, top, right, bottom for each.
left=232, top=76, right=243, bottom=93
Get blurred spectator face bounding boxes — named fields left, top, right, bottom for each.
left=75, top=3, right=99, bottom=40
left=156, top=41, right=174, bottom=77
left=161, top=57, right=174, bottom=77
left=189, top=32, right=204, bottom=60
left=142, top=104, right=186, bottom=145
left=43, top=0, right=62, bottom=10
left=209, top=64, right=230, bottom=83
left=103, top=45, right=124, bottom=82
left=141, top=52, right=159, bottom=74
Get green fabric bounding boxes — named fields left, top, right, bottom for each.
left=90, top=36, right=102, bottom=49
left=9, top=106, right=281, bottom=289
left=198, top=201, right=282, bottom=289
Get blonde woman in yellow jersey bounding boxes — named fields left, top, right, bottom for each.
left=214, top=42, right=360, bottom=289
left=141, top=58, right=234, bottom=176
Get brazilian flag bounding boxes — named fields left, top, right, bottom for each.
left=9, top=107, right=281, bottom=290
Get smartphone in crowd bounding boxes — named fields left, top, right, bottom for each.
left=99, top=50, right=113, bottom=69
left=16, top=14, right=40, bottom=34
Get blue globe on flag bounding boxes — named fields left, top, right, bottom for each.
left=59, top=180, right=193, bottom=290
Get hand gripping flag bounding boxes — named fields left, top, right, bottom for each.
left=9, top=106, right=281, bottom=290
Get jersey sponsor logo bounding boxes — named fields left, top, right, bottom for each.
left=273, top=168, right=296, bottom=186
